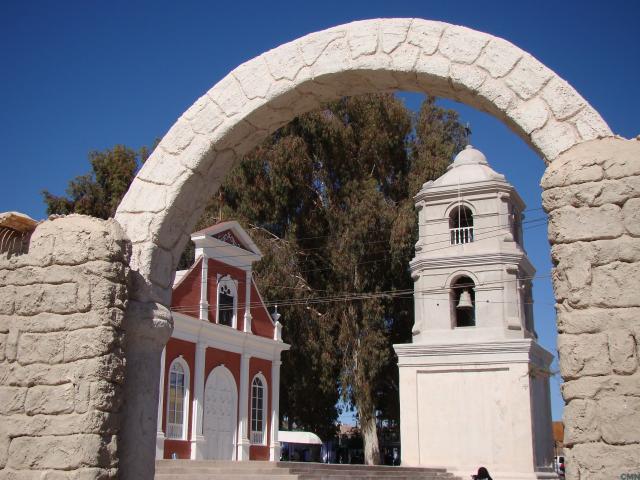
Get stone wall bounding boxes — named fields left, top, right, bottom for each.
left=0, top=215, right=129, bottom=479
left=542, top=137, right=640, bottom=479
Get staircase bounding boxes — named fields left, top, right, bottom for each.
left=155, top=460, right=463, bottom=480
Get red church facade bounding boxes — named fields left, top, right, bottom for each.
left=155, top=221, right=289, bottom=461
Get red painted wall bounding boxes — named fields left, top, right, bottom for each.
left=164, top=440, right=191, bottom=460
left=172, top=256, right=276, bottom=341
left=162, top=338, right=195, bottom=459
left=250, top=282, right=275, bottom=339
left=172, top=259, right=202, bottom=317
left=250, top=445, right=270, bottom=461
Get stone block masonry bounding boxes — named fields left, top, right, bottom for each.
left=0, top=215, right=129, bottom=479
left=543, top=137, right=640, bottom=480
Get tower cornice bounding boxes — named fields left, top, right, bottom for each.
left=416, top=181, right=525, bottom=212
left=409, top=251, right=535, bottom=277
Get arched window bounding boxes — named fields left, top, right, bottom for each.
left=250, top=374, right=267, bottom=444
left=451, top=276, right=476, bottom=327
left=217, top=276, right=237, bottom=327
left=166, top=357, right=190, bottom=440
left=449, top=205, right=474, bottom=245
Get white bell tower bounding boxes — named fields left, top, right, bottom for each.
left=395, top=146, right=556, bottom=479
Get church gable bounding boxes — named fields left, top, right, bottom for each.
left=213, top=229, right=246, bottom=250
left=192, top=220, right=262, bottom=260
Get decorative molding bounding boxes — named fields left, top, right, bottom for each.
left=250, top=372, right=268, bottom=446
left=410, top=251, right=535, bottom=275
left=394, top=339, right=554, bottom=367
left=216, top=275, right=238, bottom=329
left=172, top=312, right=289, bottom=361
left=416, top=181, right=525, bottom=212
left=214, top=229, right=244, bottom=249
left=166, top=356, right=190, bottom=441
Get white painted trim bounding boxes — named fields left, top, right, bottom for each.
left=250, top=372, right=268, bottom=445
left=216, top=275, right=238, bottom=329
left=172, top=312, right=289, bottom=361
left=192, top=220, right=262, bottom=258
left=190, top=342, right=206, bottom=459
left=410, top=252, right=535, bottom=276
left=269, top=360, right=282, bottom=461
left=417, top=180, right=522, bottom=206
left=444, top=200, right=477, bottom=218
left=204, top=365, right=239, bottom=461
left=237, top=353, right=251, bottom=460
left=199, top=253, right=209, bottom=321
left=156, top=347, right=166, bottom=459
left=444, top=270, right=480, bottom=289
left=166, top=356, right=190, bottom=441
left=394, top=339, right=554, bottom=367
left=243, top=269, right=252, bottom=333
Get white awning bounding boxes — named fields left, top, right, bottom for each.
left=278, top=430, right=322, bottom=445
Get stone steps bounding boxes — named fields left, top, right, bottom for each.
left=155, top=460, right=461, bottom=480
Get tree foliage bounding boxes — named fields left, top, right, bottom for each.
left=204, top=94, right=468, bottom=462
left=42, top=144, right=151, bottom=219
left=43, top=95, right=467, bottom=463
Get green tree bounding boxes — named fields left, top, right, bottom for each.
left=206, top=93, right=467, bottom=463
left=44, top=96, right=467, bottom=463
left=42, top=144, right=152, bottom=219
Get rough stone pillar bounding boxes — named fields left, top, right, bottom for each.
left=119, top=300, right=171, bottom=479
left=542, top=137, right=640, bottom=480
left=0, top=215, right=129, bottom=479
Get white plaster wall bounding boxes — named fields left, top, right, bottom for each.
left=531, top=374, right=555, bottom=469
left=396, top=341, right=555, bottom=478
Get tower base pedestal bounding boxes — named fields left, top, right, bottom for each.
left=395, top=339, right=556, bottom=479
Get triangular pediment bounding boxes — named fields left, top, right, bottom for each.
left=191, top=220, right=262, bottom=259
left=212, top=229, right=246, bottom=250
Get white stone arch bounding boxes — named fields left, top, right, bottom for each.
left=444, top=199, right=477, bottom=219
left=446, top=271, right=478, bottom=328
left=443, top=269, right=480, bottom=290
left=249, top=372, right=268, bottom=445
left=112, top=18, right=622, bottom=479
left=166, top=356, right=190, bottom=440
left=115, top=18, right=612, bottom=308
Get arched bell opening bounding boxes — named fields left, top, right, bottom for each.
left=450, top=275, right=476, bottom=328
left=449, top=205, right=474, bottom=245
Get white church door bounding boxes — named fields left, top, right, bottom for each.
left=203, top=365, right=238, bottom=460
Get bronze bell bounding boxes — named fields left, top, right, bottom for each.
left=456, top=289, right=473, bottom=309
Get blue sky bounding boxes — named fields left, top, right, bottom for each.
left=1, top=1, right=638, bottom=422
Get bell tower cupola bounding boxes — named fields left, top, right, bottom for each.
left=410, top=145, right=535, bottom=343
